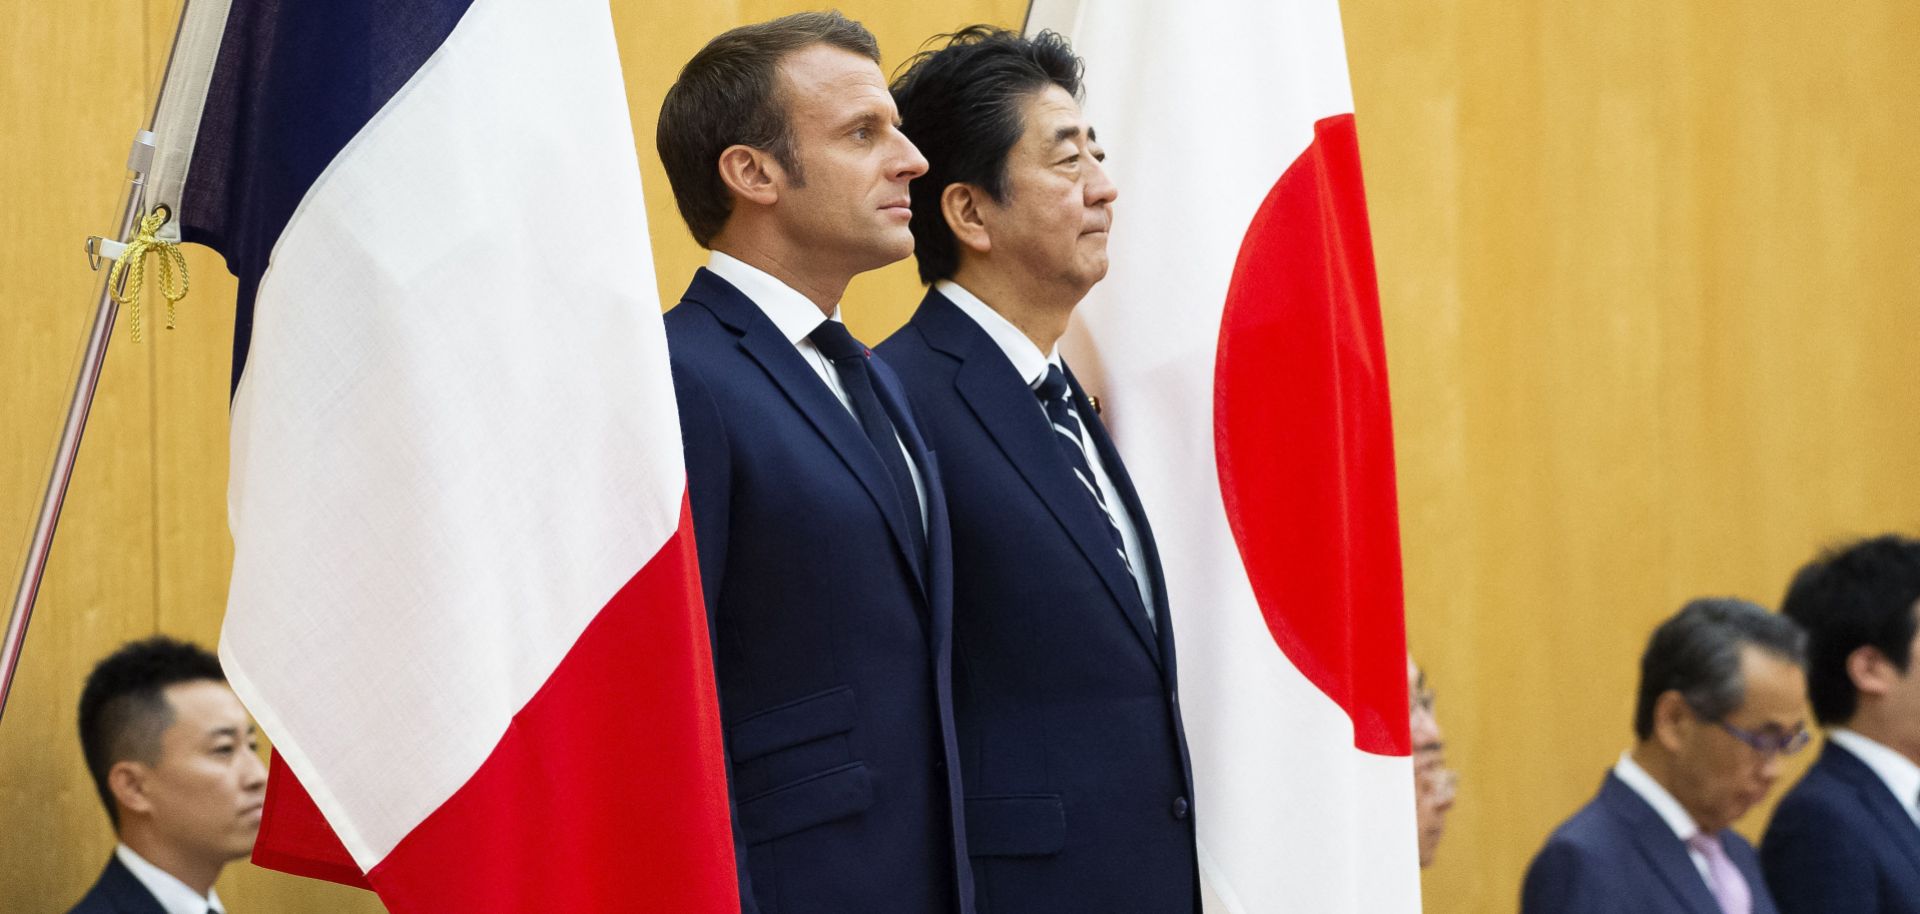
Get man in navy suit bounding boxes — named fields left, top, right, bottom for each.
left=1522, top=598, right=1809, bottom=914
left=654, top=12, right=970, bottom=914
left=67, top=637, right=266, bottom=914
left=1764, top=534, right=1920, bottom=914
left=878, top=28, right=1198, bottom=913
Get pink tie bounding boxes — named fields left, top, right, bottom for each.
left=1688, top=833, right=1752, bottom=914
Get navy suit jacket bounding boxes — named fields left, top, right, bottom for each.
left=665, top=268, right=971, bottom=914
left=66, top=856, right=166, bottom=914
left=1763, top=740, right=1920, bottom=914
left=878, top=290, right=1198, bottom=914
left=1522, top=772, right=1779, bottom=914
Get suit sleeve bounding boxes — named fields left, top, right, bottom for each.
left=668, top=358, right=761, bottom=914
left=1762, top=796, right=1879, bottom=914
left=1521, top=840, right=1612, bottom=914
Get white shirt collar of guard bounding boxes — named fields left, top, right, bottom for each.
left=116, top=843, right=224, bottom=914
left=1829, top=728, right=1920, bottom=824
left=936, top=280, right=1059, bottom=387
left=1614, top=751, right=1704, bottom=843
left=708, top=251, right=842, bottom=342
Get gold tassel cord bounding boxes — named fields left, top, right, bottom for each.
left=107, top=205, right=190, bottom=342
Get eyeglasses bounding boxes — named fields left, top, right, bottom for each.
left=1715, top=719, right=1812, bottom=757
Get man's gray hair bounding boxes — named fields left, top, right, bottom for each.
left=1632, top=596, right=1807, bottom=740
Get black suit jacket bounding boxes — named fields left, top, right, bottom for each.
left=666, top=268, right=971, bottom=914
left=1763, top=739, right=1920, bottom=914
left=1522, top=771, right=1778, bottom=914
left=66, top=856, right=167, bottom=914
left=879, top=289, right=1198, bottom=914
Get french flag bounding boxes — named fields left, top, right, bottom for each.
left=1028, top=0, right=1421, bottom=911
left=141, top=0, right=739, bottom=910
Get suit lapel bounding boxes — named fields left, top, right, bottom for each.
left=915, top=291, right=1160, bottom=665
left=1599, top=773, right=1722, bottom=914
left=1826, top=742, right=1920, bottom=881
left=687, top=270, right=928, bottom=600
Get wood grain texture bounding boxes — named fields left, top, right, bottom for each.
left=1340, top=1, right=1920, bottom=910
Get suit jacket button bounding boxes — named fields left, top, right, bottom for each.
left=1172, top=796, right=1190, bottom=819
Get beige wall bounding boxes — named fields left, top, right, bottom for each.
left=3, top=1, right=1915, bottom=911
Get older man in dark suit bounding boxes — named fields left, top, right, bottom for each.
left=878, top=27, right=1197, bottom=914
left=1522, top=598, right=1809, bottom=914
left=1764, top=534, right=1920, bottom=914
left=67, top=637, right=265, bottom=914
left=655, top=12, right=970, bottom=914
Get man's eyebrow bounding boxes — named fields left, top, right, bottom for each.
left=1053, top=124, right=1084, bottom=145
left=207, top=725, right=244, bottom=741
left=838, top=110, right=884, bottom=132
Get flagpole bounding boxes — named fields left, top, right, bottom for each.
left=0, top=1, right=196, bottom=728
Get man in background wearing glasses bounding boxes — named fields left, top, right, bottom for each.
left=1408, top=656, right=1458, bottom=869
left=1522, top=598, right=1809, bottom=914
left=1764, top=534, right=1920, bottom=914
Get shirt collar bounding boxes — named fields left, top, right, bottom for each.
left=707, top=251, right=841, bottom=344
left=1614, top=751, right=1704, bottom=843
left=1828, top=728, right=1920, bottom=820
left=115, top=844, right=224, bottom=914
left=935, top=280, right=1059, bottom=387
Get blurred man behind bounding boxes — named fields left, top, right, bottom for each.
left=1522, top=598, right=1809, bottom=914
left=1764, top=534, right=1920, bottom=914
left=1409, top=657, right=1457, bottom=868
left=67, top=636, right=266, bottom=914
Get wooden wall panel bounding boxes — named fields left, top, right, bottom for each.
left=1342, top=1, right=1920, bottom=910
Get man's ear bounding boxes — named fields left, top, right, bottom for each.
left=716, top=144, right=783, bottom=208
left=1846, top=644, right=1895, bottom=699
left=942, top=183, right=991, bottom=256
left=108, top=760, right=154, bottom=818
left=1652, top=690, right=1695, bottom=753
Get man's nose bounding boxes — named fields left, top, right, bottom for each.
left=893, top=129, right=929, bottom=182
left=1085, top=155, right=1118, bottom=207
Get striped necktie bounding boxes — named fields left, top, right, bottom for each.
left=1034, top=365, right=1137, bottom=585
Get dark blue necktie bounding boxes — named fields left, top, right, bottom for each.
left=810, top=320, right=926, bottom=562
left=1034, top=364, right=1134, bottom=580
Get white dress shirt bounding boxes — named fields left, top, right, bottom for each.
left=115, top=843, right=224, bottom=914
left=707, top=252, right=926, bottom=527
left=1828, top=728, right=1920, bottom=827
left=1614, top=752, right=1716, bottom=887
left=937, top=280, right=1155, bottom=618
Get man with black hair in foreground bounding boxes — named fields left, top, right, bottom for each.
left=879, top=26, right=1197, bottom=913
left=1764, top=534, right=1920, bottom=914
left=67, top=636, right=266, bottom=914
left=1522, top=598, right=1808, bottom=914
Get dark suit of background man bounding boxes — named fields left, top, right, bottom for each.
left=654, top=12, right=971, bottom=914
left=1522, top=598, right=1810, bottom=914
left=66, top=636, right=267, bottom=914
left=1764, top=534, right=1920, bottom=914
left=878, top=27, right=1198, bottom=914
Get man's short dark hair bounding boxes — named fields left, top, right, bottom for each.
left=78, top=636, right=226, bottom=828
left=656, top=11, right=881, bottom=248
left=890, top=27, right=1085, bottom=284
left=1781, top=534, right=1920, bottom=726
left=1633, top=597, right=1808, bottom=740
